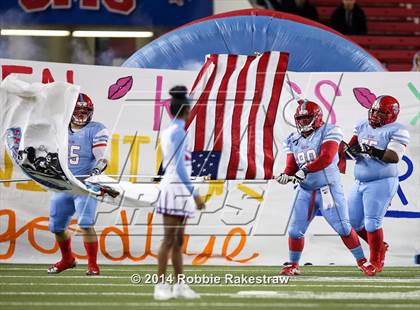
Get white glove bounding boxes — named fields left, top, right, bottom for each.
left=294, top=168, right=307, bottom=183
left=275, top=173, right=290, bottom=185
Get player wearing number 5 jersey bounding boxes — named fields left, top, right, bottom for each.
left=47, top=93, right=109, bottom=276
left=276, top=100, right=375, bottom=276
left=344, top=95, right=410, bottom=274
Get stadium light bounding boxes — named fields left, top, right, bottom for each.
left=0, top=29, right=71, bottom=37
left=72, top=31, right=154, bottom=38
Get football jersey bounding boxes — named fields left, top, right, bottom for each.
left=283, top=123, right=343, bottom=191
left=68, top=121, right=109, bottom=176
left=353, top=120, right=410, bottom=182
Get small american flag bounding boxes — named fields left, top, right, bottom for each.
left=191, top=151, right=221, bottom=179
left=188, top=51, right=289, bottom=180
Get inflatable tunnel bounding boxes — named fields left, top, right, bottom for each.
left=123, top=9, right=384, bottom=72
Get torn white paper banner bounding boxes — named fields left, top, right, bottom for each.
left=85, top=175, right=160, bottom=209
left=84, top=175, right=210, bottom=209
left=0, top=76, right=160, bottom=208
left=0, top=76, right=207, bottom=209
left=0, top=75, right=88, bottom=194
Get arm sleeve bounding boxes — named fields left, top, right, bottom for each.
left=387, top=128, right=410, bottom=160
left=92, top=126, right=109, bottom=160
left=172, top=129, right=195, bottom=196
left=282, top=136, right=298, bottom=175
left=347, top=135, right=359, bottom=147
left=352, top=121, right=362, bottom=137
left=306, top=141, right=339, bottom=173
left=283, top=153, right=299, bottom=175
left=282, top=138, right=292, bottom=154
left=322, top=126, right=344, bottom=144
left=390, top=128, right=410, bottom=146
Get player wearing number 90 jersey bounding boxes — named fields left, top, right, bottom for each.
left=345, top=95, right=410, bottom=274
left=276, top=100, right=375, bottom=276
left=284, top=122, right=342, bottom=191
left=47, top=93, right=109, bottom=276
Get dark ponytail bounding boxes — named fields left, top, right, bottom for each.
left=169, top=85, right=190, bottom=118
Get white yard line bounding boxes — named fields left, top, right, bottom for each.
left=1, top=282, right=420, bottom=289
left=1, top=290, right=419, bottom=300
left=0, top=301, right=418, bottom=309
left=292, top=277, right=420, bottom=283
left=0, top=282, right=136, bottom=287
left=0, top=275, right=125, bottom=279
left=1, top=267, right=419, bottom=273
left=296, top=284, right=420, bottom=288
left=234, top=290, right=420, bottom=300
left=0, top=301, right=314, bottom=308
left=0, top=301, right=308, bottom=309
left=1, top=291, right=420, bottom=300
left=0, top=292, right=228, bottom=296
left=1, top=275, right=419, bottom=283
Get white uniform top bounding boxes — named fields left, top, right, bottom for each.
left=156, top=118, right=196, bottom=218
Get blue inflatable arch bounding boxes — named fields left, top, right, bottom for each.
left=123, top=9, right=384, bottom=72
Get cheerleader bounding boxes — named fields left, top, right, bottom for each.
left=154, top=85, right=206, bottom=300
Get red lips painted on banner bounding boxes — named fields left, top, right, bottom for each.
left=108, top=76, right=133, bottom=100
left=353, top=87, right=376, bottom=109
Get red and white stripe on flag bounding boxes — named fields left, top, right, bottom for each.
left=187, top=51, right=289, bottom=180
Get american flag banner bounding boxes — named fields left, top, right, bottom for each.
left=187, top=51, right=289, bottom=180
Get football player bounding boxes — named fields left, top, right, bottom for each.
left=47, top=93, right=109, bottom=276
left=344, top=95, right=410, bottom=273
left=276, top=100, right=375, bottom=276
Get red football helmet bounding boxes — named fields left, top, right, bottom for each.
left=294, top=99, right=324, bottom=134
left=71, top=93, right=94, bottom=126
left=368, top=95, right=400, bottom=128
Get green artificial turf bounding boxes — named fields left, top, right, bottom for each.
left=0, top=264, right=419, bottom=310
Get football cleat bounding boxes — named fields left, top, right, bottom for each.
left=381, top=242, right=389, bottom=269
left=357, top=258, right=376, bottom=276
left=172, top=283, right=200, bottom=299
left=280, top=263, right=301, bottom=276
left=373, top=242, right=389, bottom=273
left=86, top=265, right=100, bottom=276
left=47, top=259, right=77, bottom=274
left=154, top=283, right=173, bottom=301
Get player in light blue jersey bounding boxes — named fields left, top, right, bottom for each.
left=344, top=95, right=410, bottom=274
left=47, top=94, right=109, bottom=276
left=276, top=100, right=375, bottom=276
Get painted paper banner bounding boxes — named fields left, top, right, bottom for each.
left=0, top=59, right=419, bottom=266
